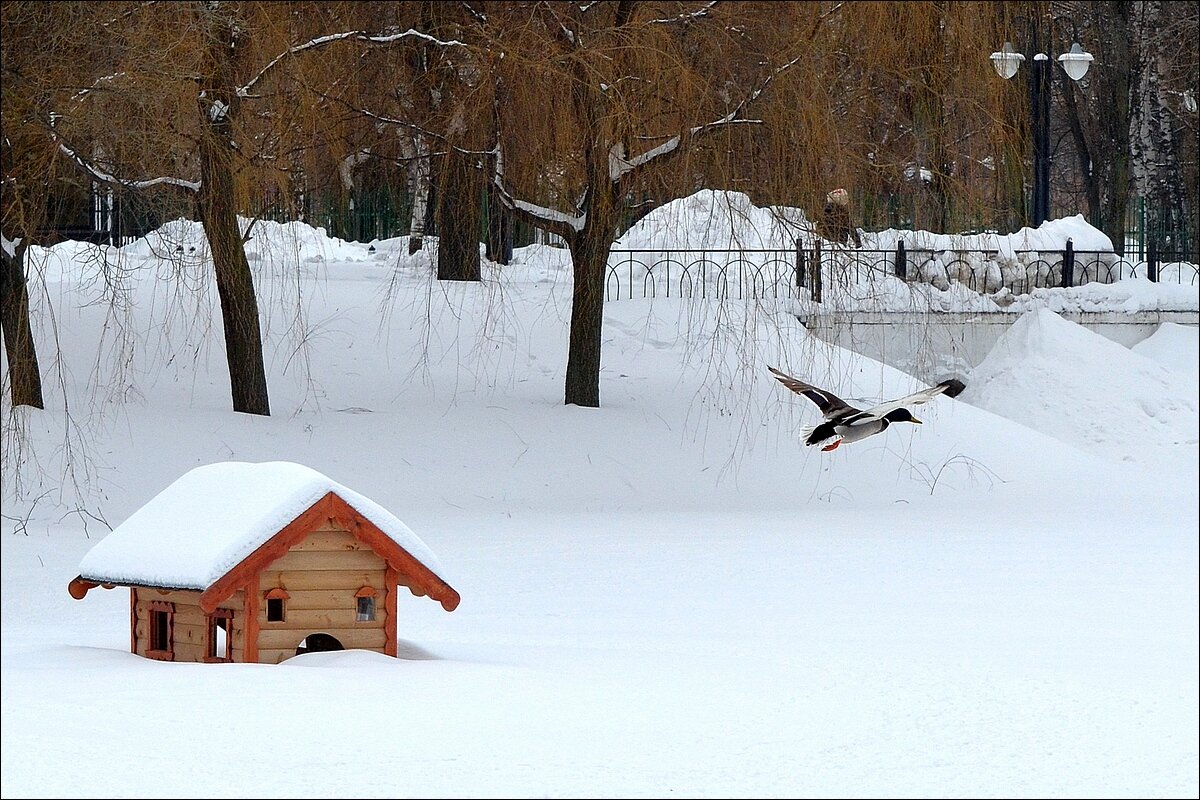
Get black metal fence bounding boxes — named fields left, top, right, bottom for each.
left=604, top=240, right=1200, bottom=302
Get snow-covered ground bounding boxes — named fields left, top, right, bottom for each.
left=2, top=211, right=1197, bottom=798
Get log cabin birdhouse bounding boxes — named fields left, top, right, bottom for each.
left=68, top=461, right=459, bottom=664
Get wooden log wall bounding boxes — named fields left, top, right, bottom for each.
left=132, top=587, right=245, bottom=663
left=256, top=524, right=389, bottom=664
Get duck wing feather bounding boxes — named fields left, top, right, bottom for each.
left=862, top=378, right=964, bottom=418
left=767, top=366, right=858, bottom=418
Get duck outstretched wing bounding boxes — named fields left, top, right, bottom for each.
left=767, top=366, right=857, bottom=418
left=864, top=378, right=966, bottom=417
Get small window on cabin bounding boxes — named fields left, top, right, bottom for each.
left=207, top=610, right=233, bottom=662
left=264, top=588, right=289, bottom=623
left=150, top=610, right=170, bottom=649
left=356, top=596, right=376, bottom=622
left=147, top=601, right=174, bottom=660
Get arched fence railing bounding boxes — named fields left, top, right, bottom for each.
left=604, top=251, right=800, bottom=302
left=604, top=240, right=1199, bottom=302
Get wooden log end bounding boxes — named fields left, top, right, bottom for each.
left=68, top=576, right=98, bottom=600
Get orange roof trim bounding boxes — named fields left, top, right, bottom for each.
left=195, top=492, right=460, bottom=614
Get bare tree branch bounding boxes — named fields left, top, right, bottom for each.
left=537, top=1, right=579, bottom=49
left=53, top=133, right=199, bottom=192
left=489, top=168, right=584, bottom=237
left=238, top=28, right=468, bottom=99
left=101, top=1, right=157, bottom=29
left=646, top=1, right=721, bottom=25
left=69, top=72, right=128, bottom=103
left=613, top=50, right=804, bottom=181
left=460, top=2, right=488, bottom=24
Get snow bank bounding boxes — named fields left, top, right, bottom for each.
left=614, top=189, right=812, bottom=250
left=1006, top=278, right=1199, bottom=314
left=29, top=216, right=380, bottom=285
left=1133, top=322, right=1199, bottom=377
left=868, top=214, right=1115, bottom=256
left=960, top=309, right=1199, bottom=460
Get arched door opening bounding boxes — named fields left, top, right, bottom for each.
left=294, top=632, right=345, bottom=656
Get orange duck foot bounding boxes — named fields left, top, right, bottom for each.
left=821, top=439, right=842, bottom=452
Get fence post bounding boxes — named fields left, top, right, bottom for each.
left=1147, top=239, right=1159, bottom=282
left=795, top=239, right=806, bottom=291
left=895, top=240, right=907, bottom=280
left=1138, top=196, right=1146, bottom=260
left=1062, top=238, right=1074, bottom=288
left=813, top=241, right=823, bottom=304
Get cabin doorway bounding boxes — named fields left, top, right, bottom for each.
left=295, top=632, right=345, bottom=656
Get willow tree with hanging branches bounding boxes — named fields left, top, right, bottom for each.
left=0, top=0, right=66, bottom=411
left=19, top=1, right=468, bottom=416
left=375, top=1, right=1020, bottom=406
left=336, top=1, right=867, bottom=407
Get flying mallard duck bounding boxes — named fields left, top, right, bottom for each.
left=768, top=366, right=965, bottom=451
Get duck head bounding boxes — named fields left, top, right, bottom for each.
left=885, top=408, right=922, bottom=425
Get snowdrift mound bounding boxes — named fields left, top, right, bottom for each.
left=1007, top=278, right=1199, bottom=314
left=614, top=189, right=812, bottom=250
left=1132, top=322, right=1199, bottom=377
left=866, top=215, right=1115, bottom=256
left=960, top=308, right=1198, bottom=460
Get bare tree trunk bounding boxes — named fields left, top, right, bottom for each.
left=564, top=227, right=609, bottom=408
left=564, top=156, right=619, bottom=408
left=1100, top=24, right=1131, bottom=256
left=198, top=8, right=270, bottom=416
left=918, top=2, right=950, bottom=233
left=485, top=182, right=512, bottom=265
left=1084, top=0, right=1132, bottom=253
left=1130, top=0, right=1187, bottom=253
left=406, top=1, right=443, bottom=256
left=198, top=140, right=270, bottom=416
left=1061, top=65, right=1100, bottom=225
left=407, top=135, right=431, bottom=254
left=435, top=151, right=481, bottom=281
left=0, top=242, right=44, bottom=409
left=997, top=140, right=1026, bottom=233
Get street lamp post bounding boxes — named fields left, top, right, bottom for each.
left=991, top=40, right=1093, bottom=225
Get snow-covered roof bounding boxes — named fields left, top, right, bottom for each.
left=76, top=461, right=448, bottom=592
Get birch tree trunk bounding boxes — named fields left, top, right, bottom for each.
left=407, top=135, right=430, bottom=254
left=1130, top=0, right=1187, bottom=252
